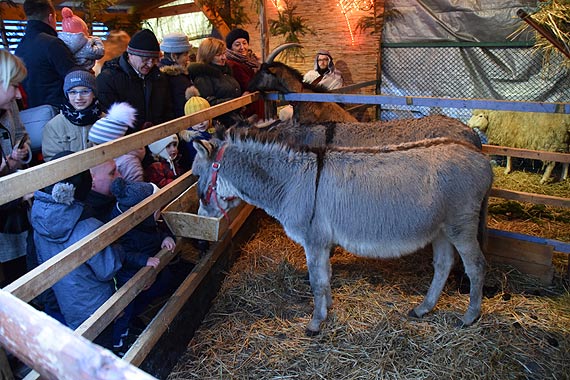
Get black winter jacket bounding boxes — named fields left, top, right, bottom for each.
left=159, top=59, right=194, bottom=118
left=15, top=20, right=76, bottom=108
left=188, top=62, right=241, bottom=126
left=96, top=53, right=174, bottom=130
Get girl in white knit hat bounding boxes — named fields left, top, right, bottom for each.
left=145, top=133, right=187, bottom=188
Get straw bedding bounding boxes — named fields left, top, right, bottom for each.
left=167, top=166, right=569, bottom=380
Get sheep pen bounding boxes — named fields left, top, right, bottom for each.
left=166, top=168, right=569, bottom=380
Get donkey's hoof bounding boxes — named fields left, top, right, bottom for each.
left=408, top=309, right=421, bottom=319
left=455, top=314, right=481, bottom=328
left=305, top=328, right=320, bottom=337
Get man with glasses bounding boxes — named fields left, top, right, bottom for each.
left=15, top=0, right=76, bottom=109
left=96, top=29, right=173, bottom=131
left=303, top=49, right=344, bottom=90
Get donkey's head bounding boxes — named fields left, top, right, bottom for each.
left=248, top=43, right=303, bottom=94
left=192, top=139, right=242, bottom=218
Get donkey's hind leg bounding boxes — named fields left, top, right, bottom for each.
left=410, top=233, right=454, bottom=319
left=304, top=245, right=333, bottom=335
left=454, top=238, right=486, bottom=326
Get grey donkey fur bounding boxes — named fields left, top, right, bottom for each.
left=192, top=134, right=493, bottom=335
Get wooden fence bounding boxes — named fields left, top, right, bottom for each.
left=1, top=90, right=569, bottom=378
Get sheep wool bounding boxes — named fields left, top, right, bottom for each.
left=468, top=109, right=570, bottom=183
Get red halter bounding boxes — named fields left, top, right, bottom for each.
left=203, top=144, right=235, bottom=221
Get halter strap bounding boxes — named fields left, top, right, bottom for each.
left=203, top=144, right=235, bottom=222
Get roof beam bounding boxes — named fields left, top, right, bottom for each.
left=139, top=3, right=200, bottom=19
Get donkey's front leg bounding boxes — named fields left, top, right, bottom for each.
left=304, top=245, right=332, bottom=336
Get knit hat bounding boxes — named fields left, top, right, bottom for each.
left=88, top=102, right=137, bottom=144
left=63, top=69, right=97, bottom=95
left=184, top=89, right=211, bottom=132
left=149, top=134, right=178, bottom=160
left=161, top=32, right=191, bottom=53
left=127, top=29, right=160, bottom=58
left=61, top=7, right=88, bottom=35
left=45, top=151, right=92, bottom=203
left=226, top=28, right=249, bottom=49
left=111, top=177, right=157, bottom=210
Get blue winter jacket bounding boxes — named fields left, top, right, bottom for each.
left=15, top=20, right=76, bottom=108
left=31, top=190, right=122, bottom=329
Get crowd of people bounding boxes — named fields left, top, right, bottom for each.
left=1, top=0, right=346, bottom=357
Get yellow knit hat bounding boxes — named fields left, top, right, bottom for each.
left=184, top=95, right=210, bottom=115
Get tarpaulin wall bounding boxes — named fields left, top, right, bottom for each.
left=379, top=0, right=570, bottom=121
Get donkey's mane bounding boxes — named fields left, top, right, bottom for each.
left=269, top=62, right=332, bottom=94
left=225, top=127, right=482, bottom=155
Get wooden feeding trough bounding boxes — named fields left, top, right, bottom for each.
left=162, top=182, right=252, bottom=241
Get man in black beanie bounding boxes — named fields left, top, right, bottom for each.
left=96, top=29, right=173, bottom=131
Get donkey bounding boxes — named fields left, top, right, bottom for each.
left=248, top=44, right=357, bottom=123
left=268, top=114, right=482, bottom=150
left=191, top=131, right=493, bottom=335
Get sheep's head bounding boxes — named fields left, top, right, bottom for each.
left=467, top=110, right=489, bottom=132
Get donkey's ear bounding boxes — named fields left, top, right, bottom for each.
left=192, top=140, right=212, bottom=159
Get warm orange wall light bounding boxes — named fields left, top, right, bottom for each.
left=338, top=0, right=374, bottom=44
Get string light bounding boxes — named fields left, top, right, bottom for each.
left=337, top=0, right=374, bottom=44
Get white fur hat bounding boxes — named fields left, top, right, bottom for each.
left=149, top=134, right=179, bottom=162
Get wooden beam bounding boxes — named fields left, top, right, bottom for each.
left=139, top=3, right=200, bottom=19
left=3, top=172, right=196, bottom=303
left=0, top=93, right=257, bottom=206
left=0, top=3, right=25, bottom=20
left=482, top=144, right=570, bottom=163
left=490, top=187, right=570, bottom=209
left=0, top=290, right=158, bottom=380
left=123, top=204, right=254, bottom=366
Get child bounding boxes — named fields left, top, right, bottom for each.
left=58, top=7, right=105, bottom=71
left=108, top=177, right=176, bottom=354
left=42, top=69, right=102, bottom=161
left=88, top=102, right=146, bottom=182
left=146, top=134, right=186, bottom=188
left=178, top=88, right=215, bottom=171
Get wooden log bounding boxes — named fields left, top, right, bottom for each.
left=0, top=290, right=157, bottom=380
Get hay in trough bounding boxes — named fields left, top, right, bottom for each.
left=167, top=209, right=570, bottom=380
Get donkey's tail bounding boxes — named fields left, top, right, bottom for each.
left=477, top=192, right=490, bottom=254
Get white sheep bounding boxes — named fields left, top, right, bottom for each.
left=467, top=109, right=570, bottom=184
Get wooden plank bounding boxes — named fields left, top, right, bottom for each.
left=487, top=254, right=554, bottom=284
left=0, top=290, right=158, bottom=380
left=3, top=172, right=195, bottom=302
left=490, top=188, right=570, bottom=209
left=0, top=93, right=258, bottom=206
left=489, top=228, right=570, bottom=254
left=487, top=235, right=553, bottom=266
left=162, top=185, right=250, bottom=241
left=123, top=203, right=253, bottom=366
left=264, top=93, right=570, bottom=114
left=482, top=145, right=570, bottom=163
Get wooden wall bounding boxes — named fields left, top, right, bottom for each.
left=241, top=0, right=379, bottom=93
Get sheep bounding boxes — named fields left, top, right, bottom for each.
left=248, top=44, right=357, bottom=123
left=467, top=109, right=570, bottom=183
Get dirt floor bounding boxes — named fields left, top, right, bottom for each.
left=166, top=163, right=569, bottom=380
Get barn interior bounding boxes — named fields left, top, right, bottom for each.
left=0, top=1, right=569, bottom=379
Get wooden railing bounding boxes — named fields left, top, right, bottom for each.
left=1, top=90, right=569, bottom=378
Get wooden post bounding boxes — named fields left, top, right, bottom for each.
left=374, top=0, right=385, bottom=120
left=0, top=290, right=157, bottom=380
